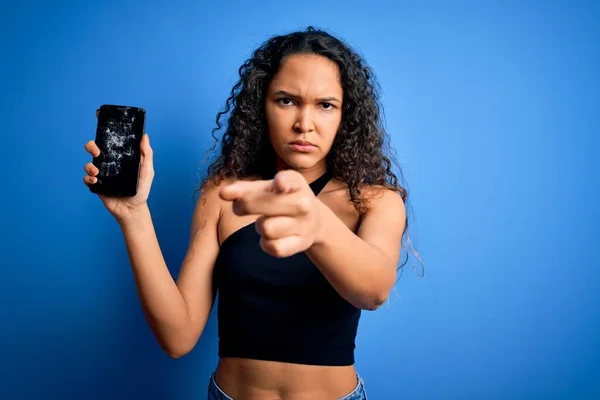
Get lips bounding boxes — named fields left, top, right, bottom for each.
left=288, top=140, right=317, bottom=153
left=290, top=140, right=315, bottom=147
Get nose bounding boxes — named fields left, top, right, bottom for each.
left=293, top=105, right=315, bottom=133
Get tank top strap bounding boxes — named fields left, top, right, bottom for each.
left=309, top=169, right=333, bottom=196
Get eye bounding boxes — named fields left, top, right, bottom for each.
left=277, top=98, right=294, bottom=106
left=320, top=102, right=334, bottom=110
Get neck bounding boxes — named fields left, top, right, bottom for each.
left=274, top=158, right=327, bottom=184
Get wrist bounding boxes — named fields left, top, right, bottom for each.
left=312, top=200, right=332, bottom=248
left=118, top=203, right=152, bottom=231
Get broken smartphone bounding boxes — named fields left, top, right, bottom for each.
left=89, top=104, right=146, bottom=197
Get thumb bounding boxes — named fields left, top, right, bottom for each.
left=140, top=133, right=154, bottom=176
left=141, top=133, right=151, bottom=154
left=273, top=170, right=302, bottom=194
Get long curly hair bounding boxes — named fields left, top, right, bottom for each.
left=200, top=26, right=421, bottom=272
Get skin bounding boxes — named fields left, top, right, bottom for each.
left=83, top=54, right=405, bottom=399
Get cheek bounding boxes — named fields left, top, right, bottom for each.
left=318, top=114, right=342, bottom=144
left=266, top=107, right=291, bottom=139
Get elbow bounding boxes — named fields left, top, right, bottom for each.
left=163, top=342, right=194, bottom=359
left=156, top=333, right=198, bottom=359
left=166, top=350, right=189, bottom=359
left=356, top=275, right=395, bottom=310
left=150, top=320, right=203, bottom=359
left=363, top=294, right=388, bottom=311
left=354, top=290, right=389, bottom=311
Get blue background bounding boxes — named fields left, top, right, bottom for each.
left=1, top=0, right=599, bottom=399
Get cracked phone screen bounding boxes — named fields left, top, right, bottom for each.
left=92, top=105, right=145, bottom=196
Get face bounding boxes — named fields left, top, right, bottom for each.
left=264, top=53, right=343, bottom=178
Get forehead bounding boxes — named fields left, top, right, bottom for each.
left=269, top=54, right=342, bottom=96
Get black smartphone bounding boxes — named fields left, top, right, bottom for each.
left=89, top=104, right=146, bottom=197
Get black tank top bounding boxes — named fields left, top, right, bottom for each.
left=213, top=170, right=361, bottom=366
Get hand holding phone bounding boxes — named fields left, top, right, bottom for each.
left=83, top=105, right=155, bottom=223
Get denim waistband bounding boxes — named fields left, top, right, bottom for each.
left=207, top=371, right=368, bottom=400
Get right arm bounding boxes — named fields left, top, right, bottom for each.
left=118, top=180, right=222, bottom=358
left=84, top=130, right=221, bottom=358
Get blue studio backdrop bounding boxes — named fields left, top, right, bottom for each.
left=1, top=1, right=599, bottom=399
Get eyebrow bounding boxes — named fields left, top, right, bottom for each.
left=272, top=90, right=342, bottom=104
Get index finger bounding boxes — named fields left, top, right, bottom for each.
left=85, top=140, right=101, bottom=157
left=232, top=190, right=307, bottom=217
left=219, top=179, right=274, bottom=202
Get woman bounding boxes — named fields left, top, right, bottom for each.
left=83, top=26, right=411, bottom=400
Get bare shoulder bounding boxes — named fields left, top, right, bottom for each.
left=320, top=180, right=405, bottom=269
left=191, top=174, right=263, bottom=234
left=361, top=184, right=406, bottom=215
left=322, top=180, right=405, bottom=213
left=190, top=176, right=236, bottom=233
left=357, top=184, right=406, bottom=248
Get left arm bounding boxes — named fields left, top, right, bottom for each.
left=219, top=172, right=406, bottom=310
left=306, top=189, right=406, bottom=310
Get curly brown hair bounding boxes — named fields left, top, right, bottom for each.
left=200, top=26, right=421, bottom=272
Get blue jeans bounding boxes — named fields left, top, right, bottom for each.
left=207, top=372, right=368, bottom=399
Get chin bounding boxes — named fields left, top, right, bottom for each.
left=278, top=152, right=321, bottom=171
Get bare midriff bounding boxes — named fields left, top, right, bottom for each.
left=214, top=357, right=358, bottom=400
